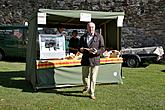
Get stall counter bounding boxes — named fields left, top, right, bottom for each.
left=35, top=58, right=123, bottom=89
left=36, top=57, right=123, bottom=69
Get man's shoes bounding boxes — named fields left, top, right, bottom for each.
left=82, top=89, right=89, bottom=94
left=82, top=90, right=88, bottom=94
left=82, top=88, right=96, bottom=100
left=90, top=95, right=96, bottom=100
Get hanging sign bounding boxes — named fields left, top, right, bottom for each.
left=38, top=13, right=46, bottom=24
left=117, top=16, right=124, bottom=27
left=80, top=13, right=91, bottom=22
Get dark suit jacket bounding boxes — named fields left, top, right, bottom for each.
left=79, top=32, right=105, bottom=66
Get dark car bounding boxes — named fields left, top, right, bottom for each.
left=0, top=25, right=28, bottom=60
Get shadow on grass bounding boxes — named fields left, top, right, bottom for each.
left=0, top=70, right=112, bottom=99
left=0, top=70, right=89, bottom=98
left=41, top=89, right=89, bottom=98
left=3, top=57, right=26, bottom=63
left=0, top=71, right=33, bottom=92
left=161, top=70, right=165, bottom=72
left=41, top=83, right=117, bottom=98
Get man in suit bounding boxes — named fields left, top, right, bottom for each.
left=79, top=22, right=105, bottom=100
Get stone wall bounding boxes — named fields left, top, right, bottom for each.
left=0, top=0, right=164, bottom=48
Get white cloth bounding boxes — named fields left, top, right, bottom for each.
left=121, top=46, right=164, bottom=57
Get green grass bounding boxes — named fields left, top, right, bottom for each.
left=0, top=61, right=165, bottom=110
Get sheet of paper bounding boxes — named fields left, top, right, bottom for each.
left=38, top=13, right=46, bottom=24
left=80, top=13, right=91, bottom=22
left=117, top=16, right=124, bottom=27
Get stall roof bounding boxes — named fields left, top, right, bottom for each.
left=39, top=9, right=124, bottom=28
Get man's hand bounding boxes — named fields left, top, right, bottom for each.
left=80, top=47, right=84, bottom=52
left=89, top=48, right=97, bottom=54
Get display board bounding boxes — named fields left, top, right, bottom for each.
left=39, top=34, right=65, bottom=59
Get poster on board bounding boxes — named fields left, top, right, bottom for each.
left=39, top=34, right=65, bottom=59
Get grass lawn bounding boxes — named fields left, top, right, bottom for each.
left=0, top=61, right=165, bottom=110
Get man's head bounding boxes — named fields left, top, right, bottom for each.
left=57, top=24, right=64, bottom=33
left=72, top=30, right=78, bottom=38
left=87, top=22, right=95, bottom=35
